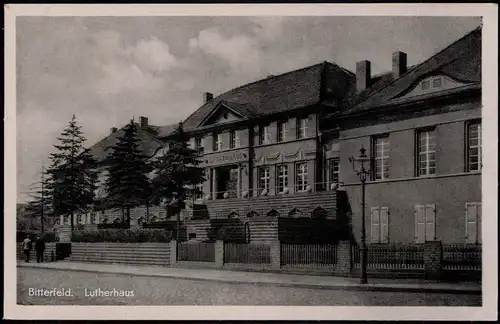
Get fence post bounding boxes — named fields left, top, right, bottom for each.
left=270, top=242, right=281, bottom=270
left=424, top=240, right=442, bottom=281
left=170, top=239, right=177, bottom=267
left=336, top=241, right=352, bottom=276
left=215, top=240, right=224, bottom=268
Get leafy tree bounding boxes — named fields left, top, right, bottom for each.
left=151, top=122, right=205, bottom=240
left=46, top=115, right=98, bottom=233
left=104, top=119, right=151, bottom=226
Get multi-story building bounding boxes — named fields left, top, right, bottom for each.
left=57, top=27, right=481, bottom=245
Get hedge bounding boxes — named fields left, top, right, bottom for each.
left=17, top=231, right=59, bottom=243
left=70, top=228, right=173, bottom=243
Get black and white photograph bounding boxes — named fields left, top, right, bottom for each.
left=4, top=3, right=498, bottom=321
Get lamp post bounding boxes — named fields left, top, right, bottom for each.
left=348, top=146, right=372, bottom=284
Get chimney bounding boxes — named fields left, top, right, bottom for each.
left=356, top=60, right=371, bottom=93
left=139, top=116, right=148, bottom=129
left=392, top=51, right=407, bottom=79
left=203, top=92, right=214, bottom=103
left=110, top=127, right=118, bottom=134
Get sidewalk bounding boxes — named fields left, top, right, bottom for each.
left=17, top=261, right=481, bottom=294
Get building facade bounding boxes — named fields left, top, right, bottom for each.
left=58, top=27, right=481, bottom=245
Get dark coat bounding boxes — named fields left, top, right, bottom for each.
left=35, top=238, right=46, bottom=251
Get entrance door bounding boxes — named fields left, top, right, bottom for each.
left=227, top=168, right=238, bottom=198
left=217, top=168, right=230, bottom=199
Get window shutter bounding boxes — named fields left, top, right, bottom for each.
left=425, top=204, right=436, bottom=241
left=465, top=203, right=478, bottom=244
left=415, top=205, right=426, bottom=243
left=371, top=207, right=380, bottom=243
left=380, top=207, right=389, bottom=243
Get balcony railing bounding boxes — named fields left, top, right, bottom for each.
left=189, top=181, right=341, bottom=201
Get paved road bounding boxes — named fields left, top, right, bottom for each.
left=17, top=268, right=481, bottom=306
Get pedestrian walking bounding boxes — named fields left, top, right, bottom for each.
left=22, top=235, right=32, bottom=263
left=35, top=235, right=46, bottom=263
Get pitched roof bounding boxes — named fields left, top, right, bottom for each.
left=88, top=124, right=165, bottom=163
left=177, top=62, right=355, bottom=133
left=342, top=27, right=481, bottom=115
left=156, top=123, right=179, bottom=139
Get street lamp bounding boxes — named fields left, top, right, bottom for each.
left=348, top=146, right=372, bottom=284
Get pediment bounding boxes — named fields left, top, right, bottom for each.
left=198, top=102, right=246, bottom=128
left=393, top=74, right=472, bottom=100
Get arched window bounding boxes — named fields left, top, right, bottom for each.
left=137, top=217, right=145, bottom=225
left=267, top=209, right=280, bottom=217
left=246, top=210, right=259, bottom=218
left=312, top=207, right=328, bottom=219
left=113, top=217, right=121, bottom=224
left=150, top=215, right=159, bottom=223
left=288, top=208, right=303, bottom=218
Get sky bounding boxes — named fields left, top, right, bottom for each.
left=16, top=16, right=481, bottom=203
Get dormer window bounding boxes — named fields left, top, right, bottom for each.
left=432, top=77, right=442, bottom=88
left=421, top=80, right=430, bottom=90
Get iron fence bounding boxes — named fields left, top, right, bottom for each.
left=352, top=244, right=425, bottom=270
left=281, top=244, right=337, bottom=266
left=177, top=242, right=215, bottom=262
left=442, top=244, right=482, bottom=271
left=224, top=243, right=271, bottom=264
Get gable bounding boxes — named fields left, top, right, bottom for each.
left=198, top=103, right=245, bottom=128
left=393, top=74, right=473, bottom=100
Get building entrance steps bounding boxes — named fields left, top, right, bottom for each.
left=17, top=261, right=481, bottom=294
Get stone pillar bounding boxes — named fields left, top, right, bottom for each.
left=424, top=241, right=442, bottom=281
left=215, top=240, right=224, bottom=268
left=336, top=241, right=352, bottom=276
left=212, top=168, right=217, bottom=200
left=270, top=242, right=281, bottom=270
left=170, top=240, right=177, bottom=267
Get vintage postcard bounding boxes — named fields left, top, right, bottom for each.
left=3, top=3, right=498, bottom=321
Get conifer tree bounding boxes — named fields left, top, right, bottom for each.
left=104, top=119, right=151, bottom=226
left=151, top=122, right=205, bottom=240
left=46, top=115, right=98, bottom=233
left=25, top=166, right=53, bottom=233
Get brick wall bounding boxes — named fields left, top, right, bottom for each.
left=69, top=242, right=170, bottom=266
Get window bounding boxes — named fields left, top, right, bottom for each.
left=432, top=77, right=442, bottom=88
left=90, top=213, right=96, bottom=224
left=276, top=165, right=288, bottom=194
left=371, top=207, right=389, bottom=243
left=258, top=167, right=270, bottom=194
left=415, top=204, right=436, bottom=243
left=421, top=80, right=430, bottom=90
left=295, top=163, right=308, bottom=192
left=373, top=136, right=390, bottom=180
left=417, top=129, right=436, bottom=176
left=137, top=217, right=145, bottom=225
left=113, top=217, right=121, bottom=224
left=259, top=124, right=271, bottom=145
left=467, top=122, right=482, bottom=172
left=65, top=215, right=70, bottom=225
left=195, top=137, right=204, bottom=154
left=168, top=142, right=175, bottom=150
left=77, top=214, right=83, bottom=224
left=101, top=218, right=108, bottom=224
left=328, top=158, right=340, bottom=184
left=213, top=132, right=222, bottom=151
left=465, top=202, right=482, bottom=244
left=277, top=120, right=287, bottom=142
left=229, top=130, right=239, bottom=149
left=296, top=117, right=308, bottom=139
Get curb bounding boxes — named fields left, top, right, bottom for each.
left=17, top=263, right=481, bottom=295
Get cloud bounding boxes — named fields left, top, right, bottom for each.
left=131, top=37, right=178, bottom=72
left=189, top=28, right=261, bottom=75
left=248, top=17, right=286, bottom=41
